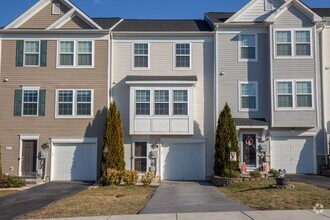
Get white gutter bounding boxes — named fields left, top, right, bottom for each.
left=269, top=24, right=274, bottom=127
left=214, top=25, right=219, bottom=130
left=315, top=25, right=320, bottom=129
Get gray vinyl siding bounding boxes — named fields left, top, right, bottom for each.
left=218, top=31, right=270, bottom=122
left=272, top=4, right=318, bottom=127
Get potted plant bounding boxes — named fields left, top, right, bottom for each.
left=275, top=169, right=289, bottom=186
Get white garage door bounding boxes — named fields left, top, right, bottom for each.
left=161, top=143, right=205, bottom=180
left=271, top=137, right=314, bottom=174
left=51, top=143, right=97, bottom=181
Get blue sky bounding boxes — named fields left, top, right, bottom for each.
left=1, top=0, right=329, bottom=27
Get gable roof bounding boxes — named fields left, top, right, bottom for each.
left=92, top=18, right=122, bottom=29
left=311, top=8, right=330, bottom=20
left=205, top=12, right=235, bottom=24
left=112, top=19, right=212, bottom=32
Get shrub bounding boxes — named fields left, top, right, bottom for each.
left=269, top=169, right=280, bottom=178
left=249, top=171, right=261, bottom=178
left=224, top=169, right=241, bottom=178
left=100, top=169, right=123, bottom=186
left=122, top=170, right=138, bottom=186
left=3, top=176, right=26, bottom=188
left=141, top=172, right=154, bottom=186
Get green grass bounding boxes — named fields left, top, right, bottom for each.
left=219, top=179, right=330, bottom=210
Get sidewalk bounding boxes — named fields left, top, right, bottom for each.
left=42, top=210, right=330, bottom=220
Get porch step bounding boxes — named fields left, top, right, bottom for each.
left=321, top=169, right=330, bottom=177
left=21, top=176, right=43, bottom=185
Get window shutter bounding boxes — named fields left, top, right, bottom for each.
left=16, top=40, right=24, bottom=67
left=39, top=90, right=46, bottom=116
left=14, top=90, right=22, bottom=116
left=40, top=40, right=47, bottom=67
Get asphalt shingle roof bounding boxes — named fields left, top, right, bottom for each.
left=205, top=12, right=235, bottom=24
left=233, top=118, right=268, bottom=127
left=92, top=18, right=122, bottom=29
left=311, top=8, right=330, bottom=19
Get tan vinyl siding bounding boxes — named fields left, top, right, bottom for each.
left=112, top=35, right=214, bottom=177
left=60, top=16, right=93, bottom=29
left=19, top=0, right=70, bottom=29
left=324, top=27, right=330, bottom=133
left=0, top=40, right=108, bottom=177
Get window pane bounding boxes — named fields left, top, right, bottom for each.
left=59, top=91, right=73, bottom=102
left=296, top=31, right=310, bottom=43
left=25, top=54, right=39, bottom=66
left=176, top=44, right=190, bottom=55
left=78, top=54, right=92, bottom=65
left=296, top=82, right=311, bottom=94
left=174, top=103, right=188, bottom=115
left=296, top=44, right=311, bottom=56
left=23, top=103, right=38, bottom=115
left=173, top=90, right=188, bottom=102
left=276, top=31, right=291, bottom=43
left=134, top=158, right=147, bottom=172
left=176, top=56, right=190, bottom=67
left=134, top=44, right=148, bottom=55
left=297, top=95, right=312, bottom=107
left=60, top=54, right=74, bottom=65
left=23, top=90, right=38, bottom=102
left=134, top=56, right=148, bottom=68
left=277, top=82, right=292, bottom=94
left=241, top=97, right=256, bottom=109
left=134, top=142, right=147, bottom=157
left=136, top=103, right=150, bottom=115
left=25, top=41, right=39, bottom=52
left=241, top=84, right=256, bottom=96
left=241, top=35, right=255, bottom=47
left=136, top=90, right=150, bottom=102
left=60, top=41, right=74, bottom=53
left=278, top=95, right=293, bottom=107
left=154, top=90, right=169, bottom=102
left=59, top=103, right=73, bottom=115
left=276, top=44, right=292, bottom=56
left=155, top=103, right=169, bottom=115
left=23, top=90, right=38, bottom=116
left=77, top=90, right=91, bottom=102
left=77, top=103, right=91, bottom=115
left=241, top=47, right=256, bottom=59
left=78, top=41, right=92, bottom=53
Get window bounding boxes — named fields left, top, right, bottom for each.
left=56, top=89, right=93, bottom=117
left=175, top=43, right=191, bottom=68
left=154, top=90, right=169, bottom=115
left=275, top=30, right=312, bottom=57
left=52, top=3, right=61, bottom=15
left=240, top=34, right=257, bottom=61
left=173, top=90, right=188, bottom=115
left=136, top=90, right=150, bottom=115
left=134, top=142, right=147, bottom=173
left=22, top=88, right=39, bottom=116
left=276, top=80, right=313, bottom=109
left=239, top=82, right=258, bottom=111
left=58, top=41, right=94, bottom=67
left=133, top=43, right=149, bottom=68
left=24, top=41, right=40, bottom=66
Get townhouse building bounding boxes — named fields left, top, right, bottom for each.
left=0, top=0, right=329, bottom=182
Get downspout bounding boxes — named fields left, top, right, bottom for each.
left=214, top=25, right=219, bottom=130
left=107, top=32, right=111, bottom=107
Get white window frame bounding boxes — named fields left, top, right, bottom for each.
left=135, top=90, right=151, bottom=116
left=275, top=79, right=314, bottom=111
left=154, top=90, right=170, bottom=116
left=173, top=43, right=192, bottom=70
left=57, top=40, right=95, bottom=68
left=55, top=89, right=94, bottom=118
left=173, top=90, right=189, bottom=116
left=238, top=81, right=259, bottom=112
left=23, top=40, right=40, bottom=67
left=296, top=80, right=314, bottom=109
left=274, top=28, right=313, bottom=59
left=52, top=3, right=61, bottom=15
left=238, top=34, right=258, bottom=62
left=132, top=43, right=150, bottom=70
left=22, top=86, right=40, bottom=117
left=132, top=141, right=149, bottom=174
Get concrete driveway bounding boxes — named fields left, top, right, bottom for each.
left=0, top=181, right=90, bottom=219
left=286, top=174, right=330, bottom=189
left=140, top=181, right=253, bottom=214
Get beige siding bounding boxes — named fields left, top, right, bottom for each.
left=60, top=16, right=93, bottom=29
left=273, top=5, right=313, bottom=28
left=0, top=40, right=108, bottom=177
left=112, top=35, right=215, bottom=177
left=324, top=27, right=330, bottom=133
left=20, top=0, right=70, bottom=29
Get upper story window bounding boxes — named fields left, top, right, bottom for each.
left=52, top=3, right=61, bottom=15
left=14, top=86, right=46, bottom=117
left=276, top=80, right=313, bottom=110
left=136, top=90, right=150, bottom=115
left=58, top=41, right=94, bottom=68
left=239, top=81, right=258, bottom=111
left=239, top=34, right=257, bottom=61
left=275, top=30, right=312, bottom=58
left=133, top=43, right=149, bottom=69
left=24, top=41, right=40, bottom=66
left=154, top=90, right=169, bottom=115
left=173, top=90, right=188, bottom=115
left=56, top=89, right=93, bottom=118
left=175, top=43, right=191, bottom=69
left=22, top=88, right=39, bottom=116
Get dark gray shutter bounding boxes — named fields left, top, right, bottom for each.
left=40, top=41, right=47, bottom=67
left=38, top=90, right=46, bottom=116
left=16, top=40, right=24, bottom=67
left=14, top=90, right=22, bottom=116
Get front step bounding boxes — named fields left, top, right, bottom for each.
left=21, top=176, right=43, bottom=185
left=321, top=169, right=330, bottom=177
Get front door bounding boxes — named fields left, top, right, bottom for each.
left=242, top=134, right=257, bottom=168
left=21, top=140, right=37, bottom=176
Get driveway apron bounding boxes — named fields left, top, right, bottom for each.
left=0, top=182, right=90, bottom=219
left=140, top=181, right=252, bottom=214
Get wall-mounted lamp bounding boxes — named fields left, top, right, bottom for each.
left=3, top=78, right=8, bottom=82
left=325, top=66, right=329, bottom=70
left=219, top=72, right=225, bottom=76
left=42, top=138, right=51, bottom=149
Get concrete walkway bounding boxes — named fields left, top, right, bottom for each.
left=140, top=181, right=252, bottom=214
left=286, top=174, right=330, bottom=189
left=41, top=210, right=330, bottom=220
left=0, top=181, right=90, bottom=219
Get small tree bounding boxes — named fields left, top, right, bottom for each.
left=102, top=102, right=125, bottom=174
left=214, top=103, right=239, bottom=176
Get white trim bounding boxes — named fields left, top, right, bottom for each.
left=126, top=81, right=197, bottom=85
left=56, top=40, right=95, bottom=68
left=2, top=35, right=108, bottom=40
left=55, top=89, right=94, bottom=118
left=114, top=39, right=206, bottom=43
left=270, top=25, right=274, bottom=127
left=274, top=28, right=313, bottom=59
left=269, top=130, right=316, bottom=137
left=52, top=3, right=61, bottom=15
left=23, top=40, right=41, bottom=67
left=47, top=8, right=76, bottom=30
left=314, top=26, right=320, bottom=128
left=238, top=81, right=259, bottom=112
left=240, top=131, right=259, bottom=170
left=51, top=137, right=97, bottom=144
left=109, top=19, right=124, bottom=31
left=236, top=125, right=268, bottom=130
left=131, top=42, right=150, bottom=70
left=132, top=141, right=150, bottom=174
left=160, top=138, right=206, bottom=144
left=21, top=86, right=40, bottom=117
left=173, top=42, right=192, bottom=70
left=225, top=0, right=258, bottom=23
left=18, top=135, right=39, bottom=177
left=238, top=33, right=258, bottom=62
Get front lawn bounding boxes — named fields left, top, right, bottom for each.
left=219, top=179, right=330, bottom=210
left=21, top=185, right=156, bottom=219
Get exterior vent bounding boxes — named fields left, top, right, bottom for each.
left=52, top=3, right=61, bottom=15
